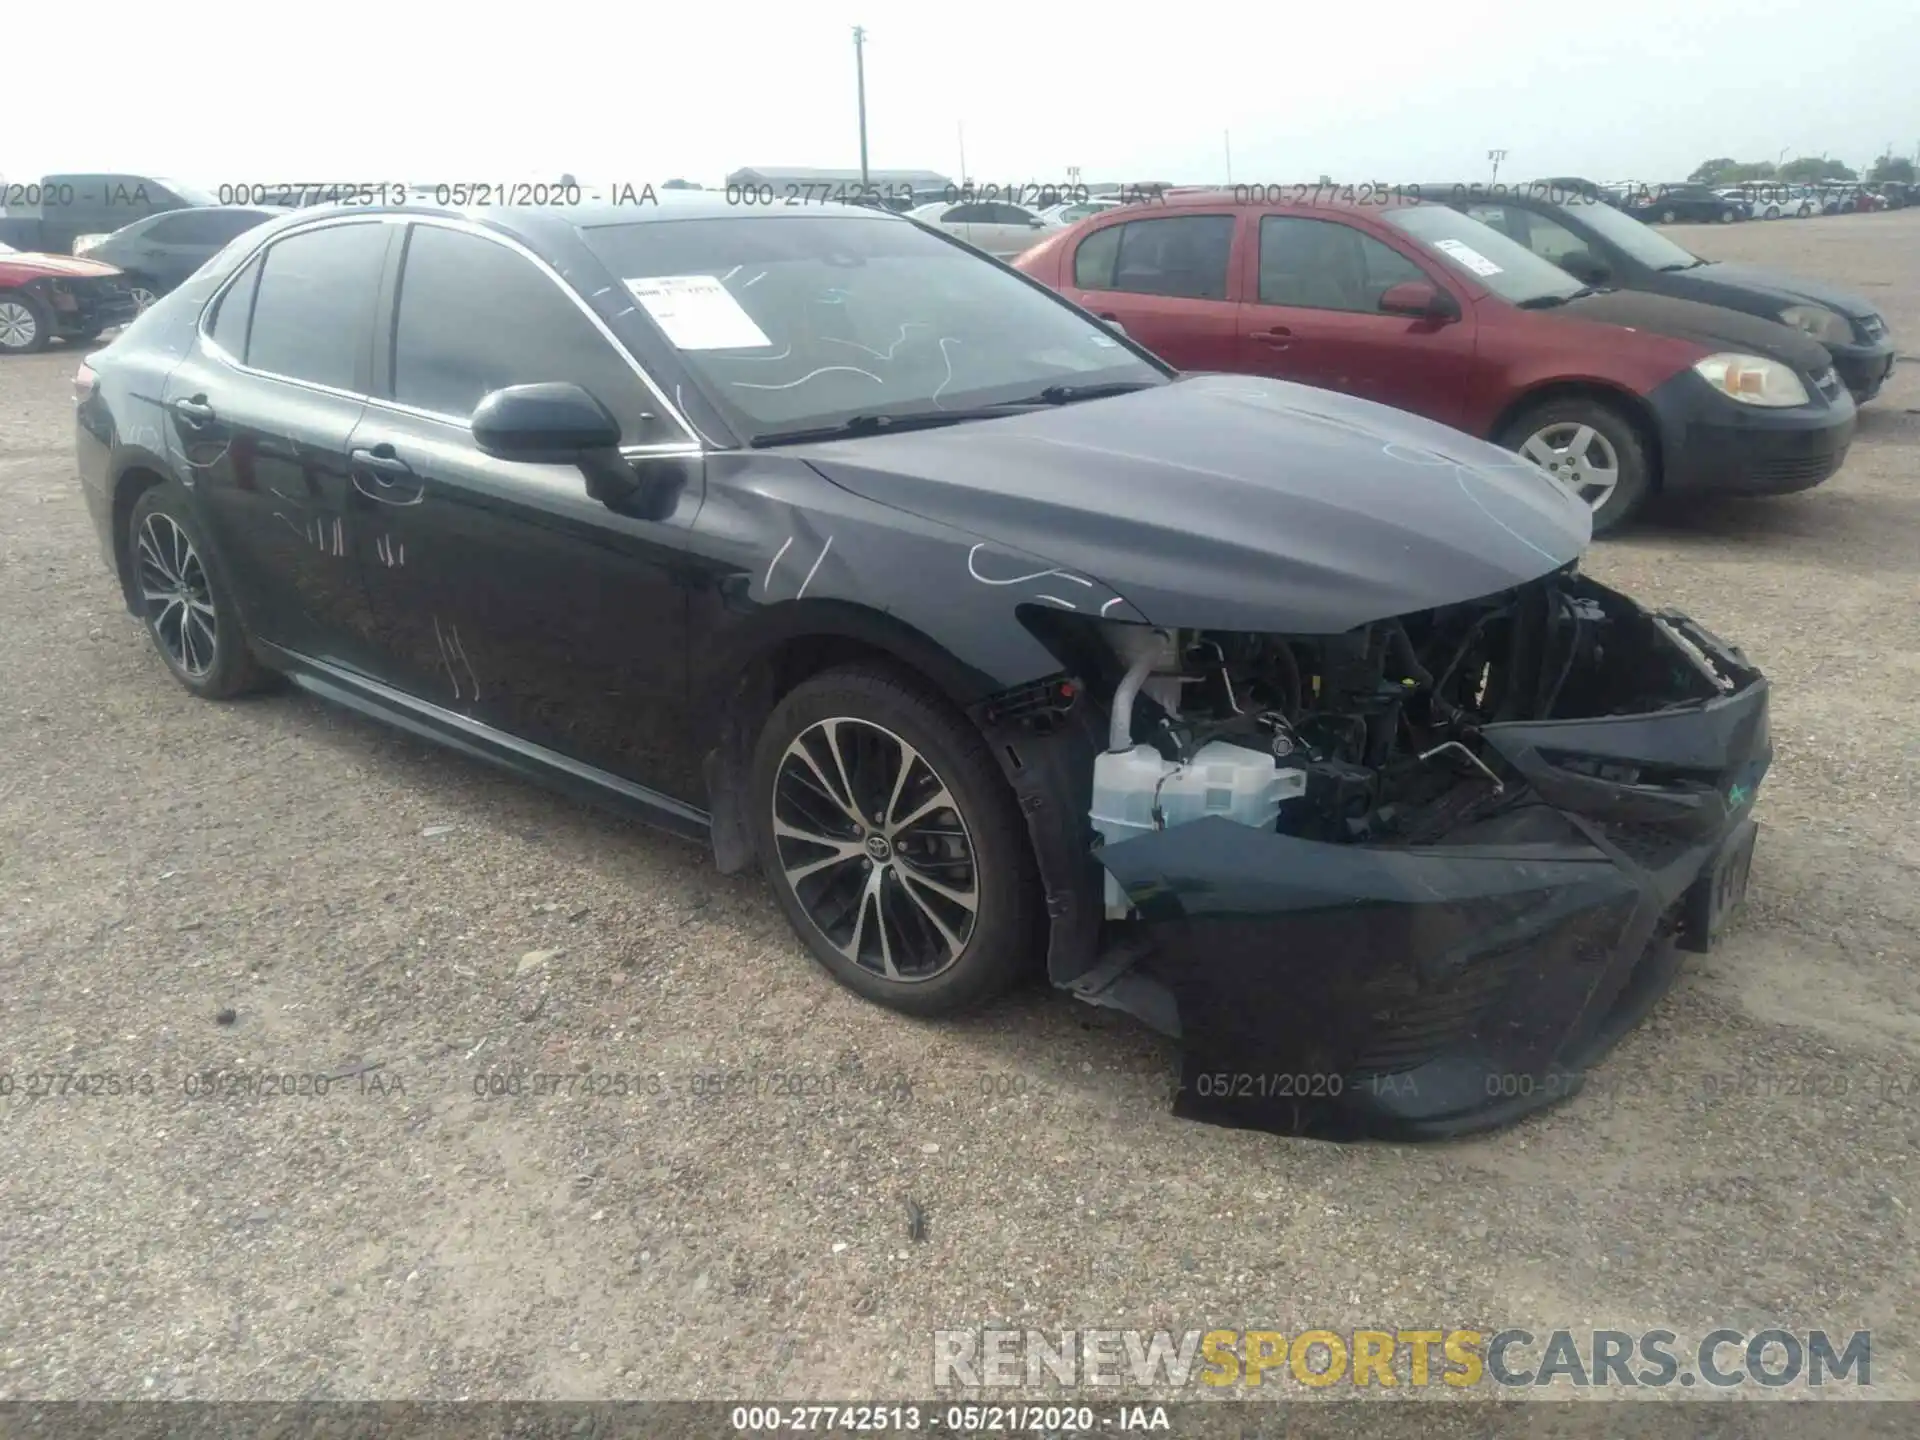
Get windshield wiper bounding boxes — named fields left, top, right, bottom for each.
left=748, top=404, right=1042, bottom=448
left=1514, top=286, right=1595, bottom=310
left=1020, top=380, right=1163, bottom=405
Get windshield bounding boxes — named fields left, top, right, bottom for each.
left=1557, top=199, right=1699, bottom=269
left=1383, top=205, right=1584, bottom=306
left=580, top=213, right=1165, bottom=439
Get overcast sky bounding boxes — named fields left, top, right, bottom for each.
left=11, top=0, right=1918, bottom=189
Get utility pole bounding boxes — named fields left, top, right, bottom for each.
left=957, top=122, right=967, bottom=187
left=852, top=26, right=870, bottom=188
left=1488, top=148, right=1508, bottom=184
left=1224, top=131, right=1233, bottom=185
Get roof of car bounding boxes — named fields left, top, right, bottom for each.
left=279, top=191, right=913, bottom=239
left=1114, top=187, right=1426, bottom=213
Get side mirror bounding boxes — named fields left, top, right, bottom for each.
left=472, top=382, right=689, bottom=522
left=1377, top=281, right=1457, bottom=321
left=1555, top=248, right=1610, bottom=285
left=471, top=382, right=621, bottom=462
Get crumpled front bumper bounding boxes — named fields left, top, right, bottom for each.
left=1095, top=622, right=1771, bottom=1143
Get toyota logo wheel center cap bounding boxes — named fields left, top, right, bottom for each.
left=865, top=834, right=893, bottom=862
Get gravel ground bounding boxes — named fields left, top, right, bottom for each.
left=1, top=210, right=1916, bottom=1405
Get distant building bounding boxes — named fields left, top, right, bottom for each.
left=726, top=166, right=955, bottom=196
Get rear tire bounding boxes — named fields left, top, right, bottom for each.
left=128, top=481, right=272, bottom=699
left=1501, top=396, right=1652, bottom=536
left=1718, top=207, right=1737, bottom=223
left=1658, top=208, right=1677, bottom=224
left=749, top=663, right=1042, bottom=1017
left=0, top=292, right=51, bottom=354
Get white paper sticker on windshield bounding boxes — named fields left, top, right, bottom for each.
left=1431, top=238, right=1503, bottom=277
left=623, top=275, right=772, bottom=350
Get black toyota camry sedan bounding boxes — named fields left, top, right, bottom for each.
left=73, top=195, right=1772, bottom=1141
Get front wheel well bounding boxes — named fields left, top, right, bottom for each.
left=1489, top=381, right=1665, bottom=493
left=110, top=466, right=169, bottom=612
left=703, top=632, right=977, bottom=874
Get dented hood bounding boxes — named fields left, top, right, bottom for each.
left=799, top=373, right=1590, bottom=634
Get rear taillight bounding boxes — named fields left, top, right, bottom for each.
left=74, top=362, right=96, bottom=404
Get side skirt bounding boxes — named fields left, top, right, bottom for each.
left=255, top=642, right=712, bottom=844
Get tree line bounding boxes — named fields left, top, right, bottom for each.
left=1687, top=153, right=1916, bottom=187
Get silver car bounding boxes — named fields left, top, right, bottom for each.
left=906, top=199, right=1050, bottom=257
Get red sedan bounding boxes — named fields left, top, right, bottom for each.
left=1012, top=192, right=1854, bottom=531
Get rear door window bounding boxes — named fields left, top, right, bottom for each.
left=243, top=222, right=390, bottom=391
left=1099, top=215, right=1234, bottom=299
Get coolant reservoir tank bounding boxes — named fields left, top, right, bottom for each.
left=1090, top=741, right=1305, bottom=918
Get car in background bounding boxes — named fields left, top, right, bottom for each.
left=1746, top=186, right=1817, bottom=220
left=1622, top=184, right=1745, bottom=224
left=73, top=195, right=1775, bottom=1141
left=1014, top=191, right=1853, bottom=531
left=0, top=174, right=217, bottom=256
left=1815, top=185, right=1874, bottom=215
left=1437, top=184, right=1898, bottom=402
left=905, top=199, right=1050, bottom=256
left=76, top=206, right=284, bottom=313
left=1711, top=189, right=1757, bottom=220
left=0, top=241, right=139, bottom=354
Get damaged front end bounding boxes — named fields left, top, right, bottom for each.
left=1013, top=565, right=1769, bottom=1141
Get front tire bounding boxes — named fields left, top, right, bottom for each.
left=1658, top=208, right=1677, bottom=224
left=1502, top=396, right=1652, bottom=535
left=128, top=481, right=270, bottom=698
left=0, top=292, right=51, bottom=354
left=749, top=663, right=1042, bottom=1017
left=1718, top=207, right=1737, bottom=223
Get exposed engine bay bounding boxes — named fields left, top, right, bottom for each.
left=1055, top=565, right=1757, bottom=914
left=992, top=562, right=1768, bottom=1139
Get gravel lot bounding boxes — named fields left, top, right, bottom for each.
left=2, top=210, right=1917, bottom=1405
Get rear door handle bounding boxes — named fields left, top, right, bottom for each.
left=1248, top=326, right=1293, bottom=349
left=170, top=395, right=216, bottom=426
left=350, top=444, right=414, bottom=480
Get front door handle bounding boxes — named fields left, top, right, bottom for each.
left=1248, top=326, right=1293, bottom=349
left=170, top=395, right=216, bottom=426
left=350, top=444, right=414, bottom=480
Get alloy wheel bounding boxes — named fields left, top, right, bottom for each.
left=1521, top=422, right=1621, bottom=511
left=129, top=286, right=159, bottom=313
left=0, top=299, right=37, bottom=350
left=771, top=716, right=978, bottom=981
left=135, top=512, right=218, bottom=677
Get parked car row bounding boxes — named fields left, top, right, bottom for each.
left=1604, top=179, right=1911, bottom=223
left=1013, top=185, right=1890, bottom=529
left=73, top=193, right=1779, bottom=1138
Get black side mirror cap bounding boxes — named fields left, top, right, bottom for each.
left=471, top=382, right=622, bottom=463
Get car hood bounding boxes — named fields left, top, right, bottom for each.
left=1679, top=261, right=1882, bottom=323
left=0, top=251, right=123, bottom=280
left=796, top=373, right=1591, bottom=635
left=1560, top=288, right=1833, bottom=373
